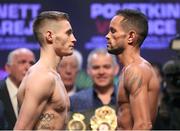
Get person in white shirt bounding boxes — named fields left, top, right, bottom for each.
left=0, top=48, right=35, bottom=129
left=57, top=49, right=83, bottom=96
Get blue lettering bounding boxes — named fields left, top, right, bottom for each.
left=19, top=4, right=29, bottom=19
left=148, top=4, right=161, bottom=18
left=149, top=19, right=176, bottom=35
left=14, top=21, right=24, bottom=35
left=166, top=3, right=180, bottom=18
left=24, top=20, right=33, bottom=35
left=1, top=20, right=13, bottom=35
left=103, top=4, right=120, bottom=19
left=90, top=3, right=102, bottom=19
left=90, top=3, right=180, bottom=19
left=31, top=4, right=41, bottom=18
left=0, top=3, right=41, bottom=19
left=0, top=20, right=33, bottom=36
left=0, top=4, right=7, bottom=18
left=9, top=4, right=19, bottom=19
left=90, top=3, right=120, bottom=19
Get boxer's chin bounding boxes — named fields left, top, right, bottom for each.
left=108, top=47, right=124, bottom=55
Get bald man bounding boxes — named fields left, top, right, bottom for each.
left=0, top=48, right=35, bottom=129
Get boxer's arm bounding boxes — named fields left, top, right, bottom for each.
left=124, top=66, right=152, bottom=130
left=14, top=74, right=54, bottom=130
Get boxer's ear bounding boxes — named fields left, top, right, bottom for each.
left=127, top=30, right=136, bottom=45
left=46, top=31, right=53, bottom=44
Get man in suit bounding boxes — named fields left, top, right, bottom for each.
left=0, top=48, right=35, bottom=129
left=0, top=100, right=8, bottom=129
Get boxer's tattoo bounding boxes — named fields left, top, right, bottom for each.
left=125, top=68, right=142, bottom=94
left=133, top=77, right=143, bottom=97
left=37, top=113, right=55, bottom=130
left=40, top=113, right=55, bottom=122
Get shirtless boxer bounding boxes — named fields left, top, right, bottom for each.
left=14, top=11, right=76, bottom=130
left=106, top=9, right=160, bottom=130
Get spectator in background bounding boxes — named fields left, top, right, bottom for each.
left=57, top=49, right=83, bottom=96
left=70, top=48, right=119, bottom=129
left=160, top=60, right=180, bottom=129
left=0, top=48, right=35, bottom=129
left=150, top=62, right=169, bottom=130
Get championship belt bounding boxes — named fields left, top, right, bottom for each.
left=90, top=106, right=117, bottom=131
left=67, top=113, right=86, bottom=131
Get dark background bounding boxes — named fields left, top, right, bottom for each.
left=0, top=0, right=179, bottom=82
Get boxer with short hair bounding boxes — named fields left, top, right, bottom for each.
left=106, top=9, right=160, bottom=130
left=14, top=11, right=76, bottom=130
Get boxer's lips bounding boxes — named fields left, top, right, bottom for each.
left=96, top=76, right=108, bottom=81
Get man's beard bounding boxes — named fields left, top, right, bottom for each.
left=107, top=47, right=124, bottom=55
